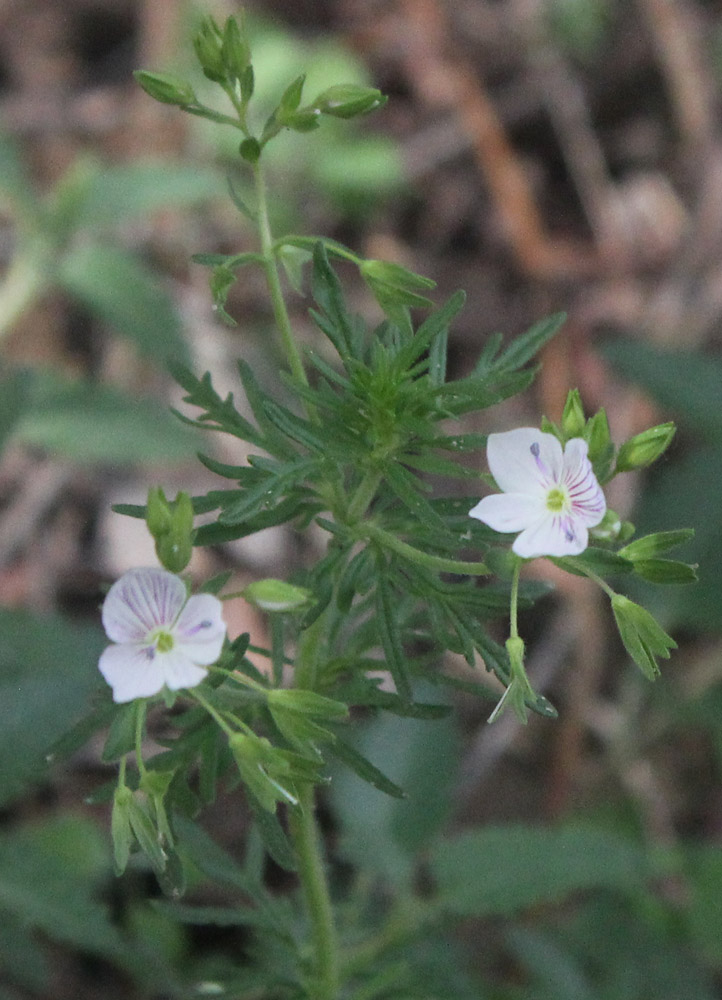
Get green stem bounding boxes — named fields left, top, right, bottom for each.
left=252, top=160, right=309, bottom=390
left=509, top=557, right=522, bottom=639
left=134, top=701, right=148, bottom=778
left=366, top=524, right=490, bottom=576
left=191, top=688, right=236, bottom=737
left=289, top=785, right=339, bottom=1000
left=346, top=469, right=383, bottom=522
left=574, top=563, right=616, bottom=599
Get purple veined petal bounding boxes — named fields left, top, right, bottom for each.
left=102, top=568, right=187, bottom=643
left=470, top=492, right=546, bottom=533
left=98, top=642, right=167, bottom=703
left=513, top=512, right=590, bottom=559
left=157, top=647, right=209, bottom=691
left=487, top=429, right=563, bottom=496
left=562, top=438, right=606, bottom=526
left=174, top=593, right=226, bottom=666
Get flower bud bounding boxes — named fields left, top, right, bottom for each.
left=589, top=508, right=622, bottom=542
left=615, top=422, right=676, bottom=472
left=221, top=15, right=251, bottom=83
left=146, top=486, right=172, bottom=537
left=239, top=138, right=261, bottom=163
left=147, top=489, right=194, bottom=573
left=193, top=17, right=226, bottom=83
left=283, top=108, right=322, bottom=133
left=312, top=84, right=387, bottom=118
left=134, top=71, right=195, bottom=107
left=242, top=579, right=312, bottom=612
left=157, top=492, right=194, bottom=573
left=584, top=408, right=614, bottom=470
left=360, top=259, right=435, bottom=315
left=561, top=388, right=585, bottom=438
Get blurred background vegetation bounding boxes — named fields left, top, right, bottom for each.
left=2, top=0, right=722, bottom=997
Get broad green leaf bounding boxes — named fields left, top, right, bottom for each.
left=330, top=707, right=458, bottom=886
left=0, top=607, right=105, bottom=806
left=59, top=243, right=189, bottom=363
left=74, top=161, right=223, bottom=229
left=0, top=816, right=126, bottom=961
left=432, top=825, right=647, bottom=916
left=14, top=372, right=199, bottom=464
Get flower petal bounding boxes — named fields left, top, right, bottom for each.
left=157, top=648, right=209, bottom=691
left=469, top=493, right=545, bottom=533
left=98, top=643, right=166, bottom=703
left=487, top=428, right=562, bottom=495
left=102, top=568, right=187, bottom=643
left=513, top=513, right=590, bottom=559
left=174, top=593, right=226, bottom=666
left=562, top=438, right=606, bottom=526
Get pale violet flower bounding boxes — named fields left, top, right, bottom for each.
left=469, top=428, right=606, bottom=559
left=99, top=567, right=226, bottom=703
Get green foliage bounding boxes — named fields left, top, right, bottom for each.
left=12, top=368, right=200, bottom=464
left=16, top=12, right=695, bottom=1000
left=0, top=607, right=105, bottom=807
left=432, top=825, right=648, bottom=917
left=59, top=243, right=189, bottom=364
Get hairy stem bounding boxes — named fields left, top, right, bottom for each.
left=366, top=523, right=490, bottom=576
left=289, top=786, right=339, bottom=1000
left=252, top=160, right=309, bottom=389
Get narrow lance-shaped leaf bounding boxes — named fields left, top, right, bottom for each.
left=375, top=575, right=412, bottom=701
left=327, top=734, right=406, bottom=798
left=493, top=312, right=566, bottom=372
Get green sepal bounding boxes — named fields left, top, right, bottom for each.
left=360, top=258, right=436, bottom=323
left=584, top=408, right=615, bottom=481
left=146, top=485, right=172, bottom=536
left=615, top=421, right=676, bottom=472
left=209, top=264, right=238, bottom=325
left=278, top=74, right=306, bottom=116
left=111, top=785, right=133, bottom=875
left=631, top=558, right=698, bottom=585
left=283, top=108, right=322, bottom=133
left=618, top=528, right=694, bottom=561
left=193, top=17, right=226, bottom=83
left=277, top=243, right=312, bottom=294
left=242, top=578, right=313, bottom=612
left=134, top=71, right=196, bottom=107
left=611, top=593, right=676, bottom=679
left=126, top=793, right=167, bottom=873
left=267, top=689, right=348, bottom=719
left=553, top=547, right=634, bottom=578
left=561, top=388, right=585, bottom=438
left=312, top=84, right=387, bottom=118
left=221, top=15, right=250, bottom=83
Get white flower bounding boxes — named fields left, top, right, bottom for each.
left=99, top=567, right=226, bottom=703
left=469, top=428, right=606, bottom=558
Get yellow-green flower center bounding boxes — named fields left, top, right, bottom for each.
left=154, top=629, right=175, bottom=653
left=546, top=487, right=567, bottom=513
